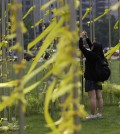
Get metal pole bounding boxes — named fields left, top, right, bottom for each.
left=32, top=0, right=37, bottom=88
left=2, top=0, right=7, bottom=120
left=6, top=0, right=8, bottom=35
left=40, top=0, right=44, bottom=19
left=58, top=0, right=68, bottom=112
left=69, top=0, right=80, bottom=134
left=0, top=5, right=1, bottom=43
left=16, top=0, right=25, bottom=133
left=0, top=0, right=2, bottom=119
left=108, top=0, right=112, bottom=104
left=89, top=0, right=93, bottom=41
left=79, top=0, right=83, bottom=32
left=118, top=0, right=120, bottom=40
left=89, top=0, right=95, bottom=41
left=10, top=0, right=14, bottom=47
left=56, top=1, right=61, bottom=21
left=92, top=0, right=95, bottom=39
left=108, top=0, right=111, bottom=48
left=56, top=1, right=65, bottom=111
left=118, top=0, right=120, bottom=73
left=49, top=0, right=52, bottom=22
left=32, top=0, right=37, bottom=49
left=79, top=0, right=84, bottom=104
left=6, top=0, right=11, bottom=122
left=108, top=0, right=111, bottom=73
left=41, top=0, right=44, bottom=33
left=39, top=0, right=45, bottom=48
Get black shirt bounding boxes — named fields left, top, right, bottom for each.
left=79, top=38, right=98, bottom=81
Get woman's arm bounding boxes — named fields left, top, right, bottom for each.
left=79, top=37, right=97, bottom=61
left=79, top=38, right=92, bottom=58
left=83, top=31, right=93, bottom=49
left=86, top=38, right=93, bottom=49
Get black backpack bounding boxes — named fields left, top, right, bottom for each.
left=95, top=56, right=111, bottom=82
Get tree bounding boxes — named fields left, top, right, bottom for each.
left=95, top=15, right=119, bottom=48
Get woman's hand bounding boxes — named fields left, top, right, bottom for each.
left=93, top=37, right=96, bottom=43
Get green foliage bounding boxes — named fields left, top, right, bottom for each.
left=0, top=117, right=19, bottom=132
left=26, top=94, right=39, bottom=116
left=103, top=81, right=120, bottom=105
left=8, top=106, right=119, bottom=134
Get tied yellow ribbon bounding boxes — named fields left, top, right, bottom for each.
left=31, top=10, right=50, bottom=29
left=87, top=1, right=120, bottom=25
left=104, top=40, right=120, bottom=59
left=0, top=41, right=8, bottom=48
left=22, top=5, right=36, bottom=20
left=114, top=20, right=119, bottom=30
left=82, top=7, right=92, bottom=20
left=87, top=8, right=111, bottom=25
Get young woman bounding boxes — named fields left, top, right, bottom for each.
left=79, top=31, right=104, bottom=119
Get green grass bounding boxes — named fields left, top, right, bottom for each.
left=8, top=114, right=49, bottom=134
left=7, top=105, right=120, bottom=134
left=81, top=105, right=120, bottom=134
left=110, top=59, right=120, bottom=84
left=3, top=59, right=120, bottom=133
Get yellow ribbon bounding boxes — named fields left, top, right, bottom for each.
left=22, top=5, right=36, bottom=20
left=0, top=41, right=8, bottom=48
left=82, top=7, right=92, bottom=20
left=104, top=40, right=120, bottom=59
left=87, top=8, right=111, bottom=25
left=31, top=10, right=50, bottom=28
left=114, top=20, right=119, bottom=30
left=87, top=1, right=120, bottom=25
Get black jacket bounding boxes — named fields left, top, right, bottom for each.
left=79, top=38, right=98, bottom=81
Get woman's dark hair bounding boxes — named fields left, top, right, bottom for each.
left=92, top=43, right=104, bottom=58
